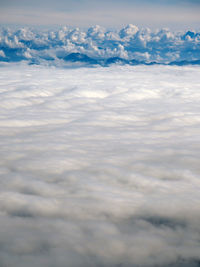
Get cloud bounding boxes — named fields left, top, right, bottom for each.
left=0, top=63, right=200, bottom=266
left=0, top=25, right=200, bottom=65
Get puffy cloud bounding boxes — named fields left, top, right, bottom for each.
left=87, top=25, right=105, bottom=39
left=132, top=51, right=151, bottom=61
left=0, top=25, right=200, bottom=65
left=0, top=64, right=200, bottom=266
left=119, top=24, right=139, bottom=39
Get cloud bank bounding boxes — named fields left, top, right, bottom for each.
left=0, top=64, right=200, bottom=266
left=0, top=25, right=200, bottom=65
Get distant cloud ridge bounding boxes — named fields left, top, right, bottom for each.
left=0, top=25, right=200, bottom=65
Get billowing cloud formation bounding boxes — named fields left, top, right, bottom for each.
left=0, top=64, right=200, bottom=266
left=0, top=25, right=200, bottom=65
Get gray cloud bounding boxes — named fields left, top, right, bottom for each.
left=0, top=64, right=200, bottom=266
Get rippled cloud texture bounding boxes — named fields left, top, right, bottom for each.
left=0, top=64, right=200, bottom=266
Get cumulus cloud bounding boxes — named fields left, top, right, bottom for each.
left=0, top=64, right=200, bottom=266
left=0, top=25, right=200, bottom=65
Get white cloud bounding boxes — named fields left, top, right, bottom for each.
left=0, top=64, right=200, bottom=266
left=0, top=25, right=200, bottom=65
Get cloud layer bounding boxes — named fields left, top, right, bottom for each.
left=0, top=25, right=200, bottom=65
left=0, top=64, right=200, bottom=266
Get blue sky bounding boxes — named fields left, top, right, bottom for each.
left=0, top=0, right=200, bottom=30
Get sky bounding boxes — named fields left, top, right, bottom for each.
left=0, top=0, right=200, bottom=30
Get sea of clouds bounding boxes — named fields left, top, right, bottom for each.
left=0, top=24, right=200, bottom=65
left=0, top=63, right=200, bottom=266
